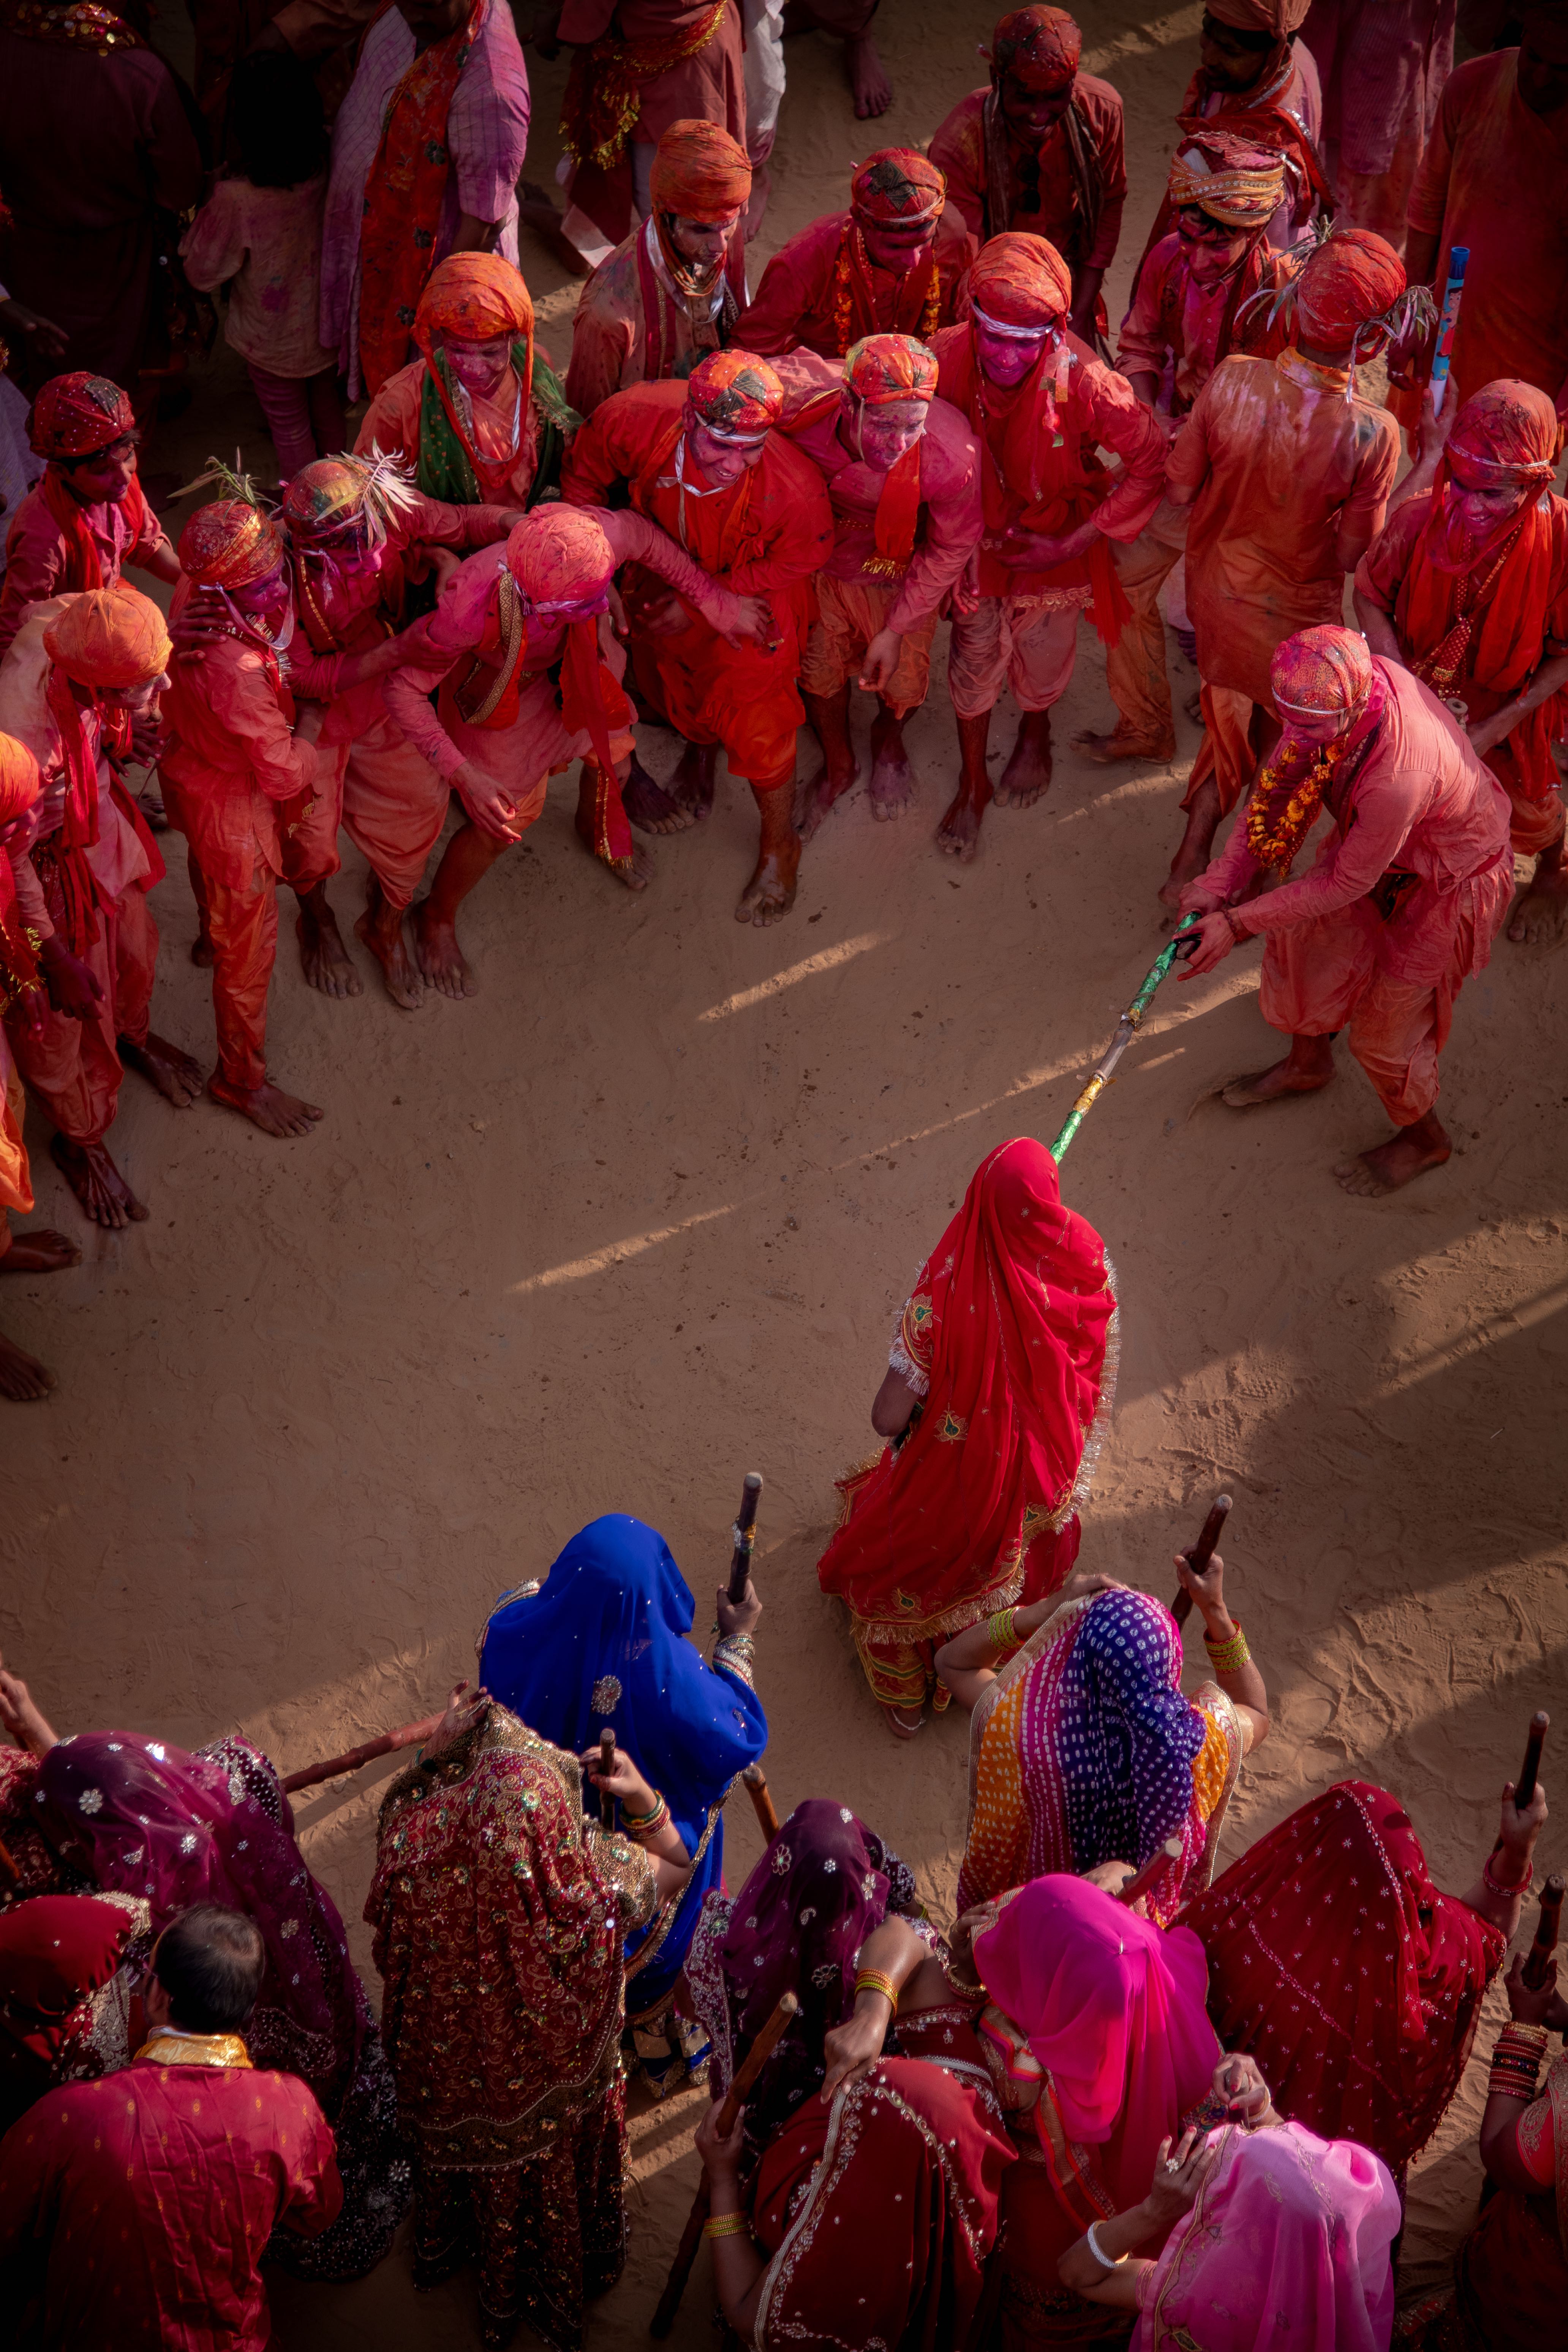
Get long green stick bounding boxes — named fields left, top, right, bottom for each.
left=1050, top=914, right=1198, bottom=1161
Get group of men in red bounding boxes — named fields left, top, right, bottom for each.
left=2, top=2, right=1567, bottom=1409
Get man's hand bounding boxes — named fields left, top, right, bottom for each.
left=422, top=1679, right=490, bottom=1761
left=129, top=712, right=166, bottom=766
left=998, top=522, right=1096, bottom=571
left=1178, top=880, right=1225, bottom=917
left=1176, top=909, right=1237, bottom=978
left=1504, top=1945, right=1558, bottom=2028
left=9, top=980, right=47, bottom=1040
left=294, top=700, right=327, bottom=746
left=40, top=937, right=104, bottom=1019
left=1467, top=707, right=1516, bottom=759
left=722, top=593, right=780, bottom=652
left=858, top=627, right=903, bottom=695
left=0, top=298, right=69, bottom=364
left=951, top=550, right=981, bottom=618
left=453, top=759, right=522, bottom=840
left=715, top=1580, right=762, bottom=1641
left=638, top=590, right=692, bottom=640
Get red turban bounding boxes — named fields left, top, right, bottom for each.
left=989, top=6, right=1081, bottom=93
left=505, top=507, right=615, bottom=608
left=649, top=118, right=752, bottom=220
left=178, top=499, right=285, bottom=591
left=1447, top=378, right=1560, bottom=488
left=851, top=149, right=946, bottom=226
left=844, top=334, right=940, bottom=405
left=1204, top=0, right=1311, bottom=32
left=686, top=350, right=782, bottom=441
left=1296, top=228, right=1405, bottom=345
left=0, top=732, right=41, bottom=826
left=27, top=372, right=135, bottom=462
left=415, top=253, right=533, bottom=347
left=43, top=585, right=171, bottom=688
left=1271, top=625, right=1373, bottom=716
left=968, top=231, right=1072, bottom=330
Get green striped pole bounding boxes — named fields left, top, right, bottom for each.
left=1050, top=914, right=1199, bottom=1162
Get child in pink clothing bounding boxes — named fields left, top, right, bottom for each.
left=180, top=54, right=345, bottom=480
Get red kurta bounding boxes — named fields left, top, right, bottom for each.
left=0, top=2052, right=342, bottom=2350
left=927, top=78, right=1127, bottom=277
left=0, top=477, right=172, bottom=660
left=558, top=0, right=747, bottom=250
left=735, top=207, right=977, bottom=361
left=1116, top=232, right=1296, bottom=417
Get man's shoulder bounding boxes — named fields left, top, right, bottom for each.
left=925, top=394, right=980, bottom=472
left=761, top=428, right=835, bottom=506
left=578, top=234, right=643, bottom=317
left=469, top=0, right=529, bottom=73
left=929, top=87, right=987, bottom=152
left=1442, top=47, right=1514, bottom=114
left=761, top=211, right=848, bottom=275
left=1073, top=71, right=1124, bottom=123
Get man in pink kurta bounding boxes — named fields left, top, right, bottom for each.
left=1178, top=625, right=1511, bottom=1197
left=1301, top=0, right=1453, bottom=251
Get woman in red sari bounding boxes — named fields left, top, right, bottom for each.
left=816, top=1135, right=1117, bottom=1736
left=0, top=1891, right=148, bottom=2132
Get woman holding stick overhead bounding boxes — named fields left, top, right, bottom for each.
left=477, top=1513, right=767, bottom=2097
left=816, top=1136, right=1118, bottom=1740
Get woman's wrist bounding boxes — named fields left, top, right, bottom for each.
left=1197, top=1604, right=1236, bottom=1641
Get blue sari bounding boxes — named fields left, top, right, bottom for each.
left=477, top=1514, right=769, bottom=2021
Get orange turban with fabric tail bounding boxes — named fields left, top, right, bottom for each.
left=178, top=499, right=285, bottom=591
left=648, top=119, right=752, bottom=220
left=685, top=350, right=783, bottom=442
left=43, top=585, right=171, bottom=688
left=988, top=6, right=1081, bottom=92
left=968, top=231, right=1073, bottom=329
left=851, top=150, right=947, bottom=226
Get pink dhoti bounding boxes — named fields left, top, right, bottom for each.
left=947, top=594, right=1085, bottom=719
left=798, top=576, right=938, bottom=719
left=436, top=665, right=636, bottom=819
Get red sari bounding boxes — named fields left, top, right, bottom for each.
left=816, top=1138, right=1117, bottom=1713
left=0, top=1892, right=145, bottom=2132
left=1401, top=2055, right=1568, bottom=2351
left=1183, top=1780, right=1505, bottom=2177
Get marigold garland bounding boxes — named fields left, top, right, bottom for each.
left=831, top=226, right=941, bottom=358
left=1244, top=741, right=1342, bottom=873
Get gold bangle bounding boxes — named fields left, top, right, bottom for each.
left=1204, top=1620, right=1250, bottom=1674
left=854, top=1968, right=899, bottom=2014
left=704, top=2210, right=752, bottom=2240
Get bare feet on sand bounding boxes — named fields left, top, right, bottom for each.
left=670, top=741, right=719, bottom=824
left=1072, top=723, right=1176, bottom=767
left=356, top=884, right=425, bottom=1010
left=936, top=786, right=985, bottom=862
left=296, top=887, right=362, bottom=999
left=0, top=1329, right=54, bottom=1402
left=624, top=752, right=701, bottom=836
left=737, top=833, right=800, bottom=926
left=50, top=1136, right=147, bottom=1229
left=793, top=754, right=861, bottom=844
left=1335, top=1115, right=1451, bottom=1196
left=868, top=708, right=915, bottom=820
left=574, top=804, right=654, bottom=890
left=0, top=1230, right=81, bottom=1274
left=119, top=1031, right=204, bottom=1108
left=846, top=32, right=892, bottom=116
left=413, top=899, right=479, bottom=999
left=1220, top=1035, right=1336, bottom=1109
left=993, top=711, right=1053, bottom=808
left=1506, top=846, right=1568, bottom=944
left=208, top=1076, right=324, bottom=1138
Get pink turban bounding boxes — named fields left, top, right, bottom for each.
left=1271, top=625, right=1373, bottom=718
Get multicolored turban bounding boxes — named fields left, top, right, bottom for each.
left=851, top=149, right=946, bottom=227
left=177, top=498, right=285, bottom=592
left=1204, top=0, right=1310, bottom=34
left=414, top=252, right=533, bottom=349
left=844, top=334, right=940, bottom=406
left=28, top=372, right=135, bottom=462
left=1271, top=624, right=1373, bottom=717
left=1167, top=134, right=1285, bottom=229
left=968, top=231, right=1072, bottom=331
left=504, top=507, right=615, bottom=610
left=1295, top=228, right=1406, bottom=345
left=1446, top=378, right=1560, bottom=489
left=685, top=350, right=783, bottom=443
left=43, top=585, right=171, bottom=689
left=280, top=452, right=417, bottom=545
left=648, top=118, right=752, bottom=220
left=989, top=6, right=1081, bottom=93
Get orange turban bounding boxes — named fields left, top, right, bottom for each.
left=851, top=149, right=946, bottom=226
left=0, top=732, right=41, bottom=825
left=989, top=6, right=1081, bottom=93
left=844, top=334, right=940, bottom=405
left=968, top=231, right=1072, bottom=330
left=1448, top=379, right=1560, bottom=488
left=43, top=585, right=171, bottom=688
left=686, top=350, right=782, bottom=441
left=1205, top=0, right=1310, bottom=33
left=414, top=252, right=533, bottom=348
left=1271, top=625, right=1372, bottom=717
left=178, top=499, right=285, bottom=591
left=648, top=118, right=752, bottom=220
left=505, top=507, right=615, bottom=609
left=1296, top=228, right=1405, bottom=345
left=28, top=371, right=134, bottom=462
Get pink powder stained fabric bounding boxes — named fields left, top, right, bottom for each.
left=1137, top=2119, right=1400, bottom=2352
left=974, top=1873, right=1219, bottom=2206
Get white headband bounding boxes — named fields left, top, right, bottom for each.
left=971, top=302, right=1059, bottom=341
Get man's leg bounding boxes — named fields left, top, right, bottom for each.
left=340, top=725, right=449, bottom=1008
left=1334, top=969, right=1452, bottom=1196
left=9, top=936, right=145, bottom=1230
left=738, top=766, right=801, bottom=926
left=994, top=601, right=1081, bottom=809
left=0, top=1029, right=76, bottom=1281
left=187, top=846, right=216, bottom=966
left=112, top=880, right=204, bottom=1108
left=940, top=597, right=1009, bottom=860
left=1160, top=684, right=1261, bottom=909
left=782, top=0, right=891, bottom=119
left=624, top=631, right=718, bottom=832
left=281, top=744, right=360, bottom=999
left=572, top=749, right=654, bottom=890
left=1220, top=906, right=1377, bottom=1110
left=1505, top=782, right=1568, bottom=946
left=1075, top=512, right=1184, bottom=765
left=414, top=713, right=550, bottom=998
left=205, top=866, right=324, bottom=1139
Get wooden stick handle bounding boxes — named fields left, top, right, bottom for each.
left=0, top=1834, right=17, bottom=1888
left=280, top=1712, right=443, bottom=1794
left=728, top=1472, right=763, bottom=1605
left=1116, top=1837, right=1184, bottom=1908
left=1516, top=1711, right=1550, bottom=1812
left=741, top=1761, right=780, bottom=1841
left=1172, top=1493, right=1232, bottom=1627
left=1522, top=1872, right=1565, bottom=1992
left=598, top=1728, right=615, bottom=1830
left=648, top=1992, right=799, bottom=2339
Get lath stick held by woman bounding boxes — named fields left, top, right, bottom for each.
left=1171, top=1493, right=1232, bottom=1625
left=729, top=1472, right=763, bottom=1604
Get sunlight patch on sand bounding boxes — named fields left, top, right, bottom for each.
left=695, top=931, right=890, bottom=1022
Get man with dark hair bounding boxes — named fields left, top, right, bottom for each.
left=0, top=1901, right=341, bottom=2346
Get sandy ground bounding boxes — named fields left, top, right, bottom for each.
left=1, top=2, right=1565, bottom=2344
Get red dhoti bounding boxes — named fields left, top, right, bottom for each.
left=316, top=716, right=452, bottom=910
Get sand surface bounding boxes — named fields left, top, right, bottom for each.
left=2, top=3, right=1565, bottom=2343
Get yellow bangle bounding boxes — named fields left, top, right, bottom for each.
left=986, top=1606, right=1018, bottom=1655
left=704, top=2210, right=752, bottom=2240
left=1203, top=1620, right=1250, bottom=1674
left=854, top=1968, right=898, bottom=2014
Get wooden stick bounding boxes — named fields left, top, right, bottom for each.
left=0, top=1835, right=17, bottom=1887
left=1522, top=1872, right=1565, bottom=1992
left=1172, top=1493, right=1233, bottom=1627
left=1116, top=1837, right=1183, bottom=1908
left=598, top=1728, right=615, bottom=1830
left=1516, top=1711, right=1550, bottom=1812
left=649, top=1991, right=800, bottom=2339
left=280, top=1712, right=443, bottom=1794
left=741, top=1761, right=779, bottom=1841
left=727, top=1472, right=763, bottom=1605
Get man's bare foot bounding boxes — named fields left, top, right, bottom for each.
left=1221, top=1045, right=1336, bottom=1109
left=1183, top=689, right=1203, bottom=726
left=868, top=715, right=916, bottom=820
left=572, top=801, right=654, bottom=891
left=119, top=1031, right=204, bottom=1108
left=191, top=926, right=216, bottom=969
left=624, top=752, right=701, bottom=836
left=49, top=1135, right=147, bottom=1229
left=936, top=787, right=985, bottom=862
left=208, top=1075, right=324, bottom=1138
left=0, top=1230, right=81, bottom=1274
left=793, top=757, right=860, bottom=844
left=296, top=890, right=362, bottom=999
left=1506, top=849, right=1568, bottom=944
left=354, top=901, right=425, bottom=1010
left=136, top=787, right=168, bottom=831
left=993, top=712, right=1053, bottom=808
left=669, top=740, right=719, bottom=822
left=846, top=32, right=892, bottom=116
left=1071, top=723, right=1176, bottom=767
left=737, top=833, right=800, bottom=926
left=413, top=899, right=479, bottom=999
left=0, top=1329, right=54, bottom=1402
left=517, top=181, right=593, bottom=278
left=1335, top=1118, right=1451, bottom=1196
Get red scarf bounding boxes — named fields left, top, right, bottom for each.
left=39, top=467, right=153, bottom=593
left=1397, top=488, right=1556, bottom=703
left=357, top=1, right=482, bottom=398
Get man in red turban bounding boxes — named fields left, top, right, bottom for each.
left=737, top=150, right=975, bottom=364
left=929, top=9, right=1127, bottom=345
left=0, top=584, right=196, bottom=1231
left=0, top=374, right=179, bottom=663
left=778, top=334, right=981, bottom=838
left=929, top=232, right=1165, bottom=860
left=1355, top=376, right=1568, bottom=946
left=561, top=349, right=833, bottom=924
left=1161, top=227, right=1407, bottom=904
left=1177, top=623, right=1512, bottom=1196
left=567, top=119, right=752, bottom=417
